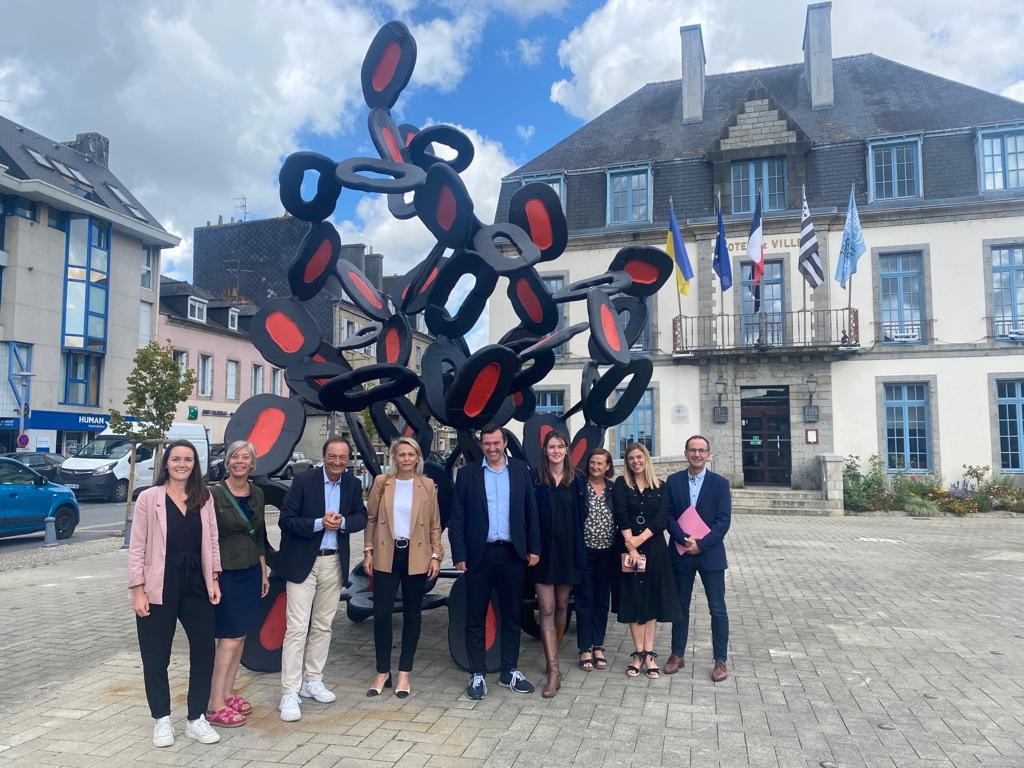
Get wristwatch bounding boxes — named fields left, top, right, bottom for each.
left=430, top=553, right=442, bottom=561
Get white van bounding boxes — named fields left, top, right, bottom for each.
left=57, top=423, right=210, bottom=502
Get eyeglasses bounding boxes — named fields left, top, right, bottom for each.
left=686, top=448, right=710, bottom=454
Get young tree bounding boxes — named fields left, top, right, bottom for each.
left=109, top=342, right=196, bottom=543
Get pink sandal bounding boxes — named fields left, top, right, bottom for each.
left=225, top=695, right=253, bottom=715
left=206, top=706, right=246, bottom=727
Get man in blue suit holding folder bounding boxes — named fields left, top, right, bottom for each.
left=664, top=435, right=732, bottom=681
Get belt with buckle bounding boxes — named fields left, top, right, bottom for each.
left=394, top=538, right=410, bottom=549
left=317, top=549, right=338, bottom=557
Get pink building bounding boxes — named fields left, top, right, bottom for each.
left=157, top=276, right=284, bottom=443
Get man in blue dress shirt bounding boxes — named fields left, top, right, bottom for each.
left=449, top=425, right=541, bottom=699
left=664, top=435, right=732, bottom=682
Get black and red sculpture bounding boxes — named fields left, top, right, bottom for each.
left=227, top=20, right=674, bottom=673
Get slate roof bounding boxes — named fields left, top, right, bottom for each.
left=0, top=114, right=163, bottom=228
left=160, top=275, right=217, bottom=302
left=509, top=54, right=1024, bottom=177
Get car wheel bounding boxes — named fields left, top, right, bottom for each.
left=112, top=479, right=129, bottom=503
left=54, top=506, right=77, bottom=540
left=283, top=467, right=293, bottom=480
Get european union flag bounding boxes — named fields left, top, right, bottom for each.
left=712, top=198, right=732, bottom=291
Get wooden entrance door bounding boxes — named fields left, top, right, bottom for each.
left=740, top=387, right=792, bottom=486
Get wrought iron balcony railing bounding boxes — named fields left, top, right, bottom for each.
left=672, top=308, right=860, bottom=353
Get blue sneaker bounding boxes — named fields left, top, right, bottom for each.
left=498, top=669, right=535, bottom=694
left=466, top=673, right=487, bottom=700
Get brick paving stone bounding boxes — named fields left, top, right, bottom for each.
left=2, top=515, right=1024, bottom=767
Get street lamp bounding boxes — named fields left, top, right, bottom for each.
left=712, top=372, right=729, bottom=423
left=11, top=372, right=35, bottom=445
left=804, top=372, right=820, bottom=423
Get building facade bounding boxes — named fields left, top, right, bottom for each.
left=492, top=2, right=1024, bottom=489
left=0, top=117, right=178, bottom=454
left=157, top=276, right=275, bottom=444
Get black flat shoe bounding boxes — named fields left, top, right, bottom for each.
left=367, top=673, right=392, bottom=696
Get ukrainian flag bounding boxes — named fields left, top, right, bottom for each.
left=666, top=200, right=693, bottom=295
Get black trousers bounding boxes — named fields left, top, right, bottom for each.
left=465, top=541, right=525, bottom=675
left=372, top=546, right=427, bottom=673
left=136, top=570, right=215, bottom=720
left=575, top=547, right=616, bottom=652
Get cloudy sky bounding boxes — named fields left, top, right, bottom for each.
left=2, top=0, right=1022, bottom=291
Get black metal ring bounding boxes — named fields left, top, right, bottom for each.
left=551, top=271, right=633, bottom=304
left=407, top=124, right=475, bottom=173
left=335, top=156, right=426, bottom=195
left=278, top=152, right=343, bottom=223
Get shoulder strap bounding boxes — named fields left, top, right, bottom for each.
left=215, top=483, right=258, bottom=541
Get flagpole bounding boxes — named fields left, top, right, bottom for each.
left=801, top=184, right=808, bottom=313
left=671, top=197, right=683, bottom=330
left=847, top=182, right=854, bottom=314
left=716, top=192, right=724, bottom=334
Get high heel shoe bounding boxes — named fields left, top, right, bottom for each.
left=393, top=679, right=409, bottom=704
left=366, top=673, right=392, bottom=697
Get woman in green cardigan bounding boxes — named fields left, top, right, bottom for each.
left=206, top=440, right=269, bottom=727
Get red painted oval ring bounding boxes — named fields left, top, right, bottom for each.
left=600, top=303, right=622, bottom=352
left=524, top=198, right=553, bottom=250
left=624, top=259, right=660, bottom=284
left=348, top=270, right=384, bottom=309
left=303, top=239, right=332, bottom=285
left=371, top=41, right=401, bottom=93
left=248, top=407, right=286, bottom=458
left=515, top=278, right=544, bottom=323
left=463, top=362, right=502, bottom=418
left=266, top=311, right=305, bottom=353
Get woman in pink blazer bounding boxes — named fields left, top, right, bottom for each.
left=129, top=440, right=222, bottom=748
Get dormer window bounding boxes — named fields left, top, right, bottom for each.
left=868, top=137, right=921, bottom=201
left=228, top=308, right=239, bottom=331
left=731, top=158, right=787, bottom=213
left=523, top=174, right=566, bottom=207
left=188, top=297, right=207, bottom=323
left=607, top=166, right=651, bottom=225
left=980, top=128, right=1024, bottom=191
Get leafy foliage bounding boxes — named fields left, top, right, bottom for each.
left=108, top=342, right=196, bottom=441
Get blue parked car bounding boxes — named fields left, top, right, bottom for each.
left=0, top=456, right=80, bottom=541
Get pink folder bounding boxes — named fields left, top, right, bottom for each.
left=675, top=505, right=710, bottom=555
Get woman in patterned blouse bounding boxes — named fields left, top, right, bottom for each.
left=573, top=447, right=617, bottom=671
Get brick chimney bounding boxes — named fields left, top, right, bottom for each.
left=680, top=24, right=706, bottom=124
left=802, top=2, right=834, bottom=109
left=64, top=132, right=110, bottom=168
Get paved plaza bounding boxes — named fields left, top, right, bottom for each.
left=0, top=514, right=1022, bottom=768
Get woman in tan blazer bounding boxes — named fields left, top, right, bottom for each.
left=363, top=437, right=443, bottom=698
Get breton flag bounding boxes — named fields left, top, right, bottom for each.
left=667, top=199, right=694, bottom=295
left=712, top=197, right=733, bottom=291
left=797, top=192, right=825, bottom=288
left=835, top=186, right=866, bottom=288
left=746, top=191, right=764, bottom=286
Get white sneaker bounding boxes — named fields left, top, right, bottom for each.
left=279, top=692, right=302, bottom=721
left=184, top=714, right=220, bottom=744
left=300, top=678, right=337, bottom=703
left=152, top=716, right=174, bottom=748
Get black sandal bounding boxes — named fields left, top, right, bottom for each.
left=592, top=646, right=608, bottom=670
left=578, top=651, right=594, bottom=671
left=626, top=651, right=644, bottom=677
left=644, top=651, right=660, bottom=679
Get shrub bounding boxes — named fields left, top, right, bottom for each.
left=936, top=482, right=980, bottom=515
left=905, top=496, right=943, bottom=517
left=844, top=455, right=889, bottom=511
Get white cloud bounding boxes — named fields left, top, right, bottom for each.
left=1003, top=81, right=1024, bottom=103
left=0, top=1, right=514, bottom=283
left=516, top=37, right=544, bottom=67
left=550, top=0, right=1024, bottom=120
left=515, top=124, right=536, bottom=142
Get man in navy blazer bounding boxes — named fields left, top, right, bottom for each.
left=664, top=434, right=732, bottom=682
left=449, top=424, right=541, bottom=699
left=276, top=438, right=367, bottom=721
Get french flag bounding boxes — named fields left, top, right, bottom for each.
left=746, top=191, right=764, bottom=286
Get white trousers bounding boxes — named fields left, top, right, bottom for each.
left=280, top=555, right=342, bottom=694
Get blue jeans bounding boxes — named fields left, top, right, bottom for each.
left=670, top=555, right=728, bottom=662
left=574, top=547, right=615, bottom=652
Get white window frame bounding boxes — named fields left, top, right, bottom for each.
left=188, top=297, right=208, bottom=322
left=226, top=360, right=239, bottom=400
left=867, top=135, right=923, bottom=202
left=141, top=246, right=153, bottom=290
left=271, top=368, right=283, bottom=396
left=172, top=349, right=188, bottom=374
left=198, top=354, right=214, bottom=397
left=606, top=165, right=653, bottom=226
left=228, top=308, right=239, bottom=331
left=251, top=363, right=264, bottom=396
